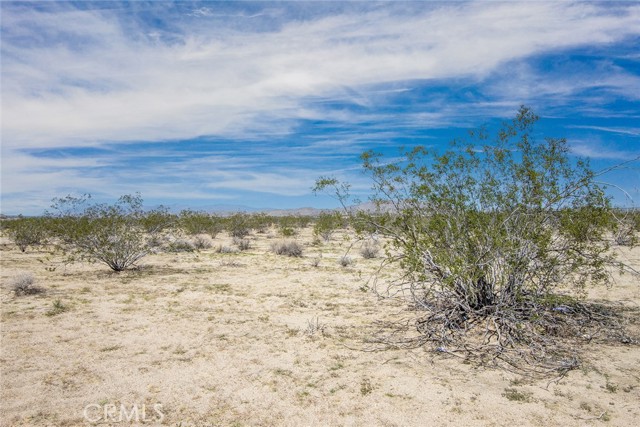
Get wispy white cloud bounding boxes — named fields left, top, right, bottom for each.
left=568, top=125, right=640, bottom=137
left=3, top=1, right=640, bottom=149
left=570, top=142, right=640, bottom=161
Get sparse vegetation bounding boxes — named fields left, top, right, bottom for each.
left=178, top=210, right=221, bottom=237
left=502, top=388, right=533, bottom=403
left=313, top=212, right=343, bottom=241
left=360, top=242, right=379, bottom=259
left=232, top=237, right=251, bottom=251
left=9, top=272, right=43, bottom=295
left=226, top=213, right=252, bottom=238
left=192, top=235, right=213, bottom=250
left=271, top=241, right=303, bottom=257
left=5, top=217, right=48, bottom=252
left=216, top=245, right=238, bottom=254
left=46, top=299, right=69, bottom=316
left=167, top=239, right=196, bottom=253
left=338, top=255, right=353, bottom=267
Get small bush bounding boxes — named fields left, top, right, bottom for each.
left=614, top=219, right=637, bottom=246
left=279, top=226, right=297, bottom=237
left=313, top=212, right=343, bottom=241
left=216, top=245, right=238, bottom=254
left=5, top=217, right=48, bottom=252
left=192, top=235, right=213, bottom=250
left=147, top=234, right=167, bottom=249
left=360, top=243, right=379, bottom=259
left=232, top=237, right=251, bottom=251
left=271, top=241, right=303, bottom=257
left=338, top=255, right=354, bottom=267
left=227, top=213, right=251, bottom=238
left=167, top=239, right=196, bottom=252
left=502, top=388, right=533, bottom=403
left=46, top=299, right=69, bottom=316
left=10, top=272, right=43, bottom=295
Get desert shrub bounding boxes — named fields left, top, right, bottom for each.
left=192, top=235, right=213, bottom=250
left=140, top=207, right=175, bottom=235
left=9, top=272, right=43, bottom=295
left=271, top=241, right=303, bottom=257
left=46, top=194, right=149, bottom=272
left=226, top=213, right=252, bottom=238
left=614, top=220, right=637, bottom=246
left=352, top=211, right=384, bottom=237
left=46, top=299, right=68, bottom=316
left=249, top=213, right=273, bottom=233
left=179, top=210, right=221, bottom=237
left=315, top=107, right=629, bottom=373
left=612, top=209, right=639, bottom=246
left=338, top=255, right=354, bottom=267
left=147, top=234, right=167, bottom=250
left=360, top=242, right=380, bottom=259
left=167, top=239, right=196, bottom=252
left=216, top=245, right=238, bottom=254
left=232, top=237, right=251, bottom=251
left=5, top=217, right=48, bottom=252
left=277, top=215, right=312, bottom=235
left=277, top=216, right=298, bottom=237
left=313, top=212, right=343, bottom=241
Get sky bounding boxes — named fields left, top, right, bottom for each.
left=1, top=0, right=639, bottom=215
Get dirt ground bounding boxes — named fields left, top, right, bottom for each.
left=1, top=228, right=639, bottom=426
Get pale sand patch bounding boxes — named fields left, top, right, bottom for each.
left=1, top=230, right=638, bottom=426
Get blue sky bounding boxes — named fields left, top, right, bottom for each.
left=1, top=1, right=639, bottom=215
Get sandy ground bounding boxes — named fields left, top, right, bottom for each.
left=1, top=228, right=639, bottom=427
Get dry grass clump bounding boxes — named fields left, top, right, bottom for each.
left=338, top=255, right=354, bottom=267
left=192, top=234, right=213, bottom=250
left=271, top=241, right=303, bottom=257
left=216, top=245, right=238, bottom=254
left=9, top=272, right=44, bottom=296
left=167, top=239, right=196, bottom=252
left=360, top=242, right=380, bottom=259
left=232, top=237, right=252, bottom=251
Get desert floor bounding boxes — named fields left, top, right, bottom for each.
left=1, top=229, right=639, bottom=426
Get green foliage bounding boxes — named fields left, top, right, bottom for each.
left=331, top=107, right=616, bottom=307
left=4, top=217, right=48, bottom=252
left=277, top=216, right=299, bottom=237
left=313, top=212, right=344, bottom=241
left=47, top=194, right=149, bottom=272
left=248, top=213, right=273, bottom=233
left=178, top=210, right=221, bottom=237
left=315, top=107, right=626, bottom=369
left=141, top=207, right=175, bottom=235
left=226, top=213, right=252, bottom=238
left=46, top=299, right=69, bottom=316
left=166, top=239, right=196, bottom=253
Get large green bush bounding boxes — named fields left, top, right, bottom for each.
left=47, top=194, right=150, bottom=271
left=4, top=216, right=48, bottom=252
left=316, top=107, right=632, bottom=372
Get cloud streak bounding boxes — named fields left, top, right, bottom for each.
left=3, top=1, right=640, bottom=149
